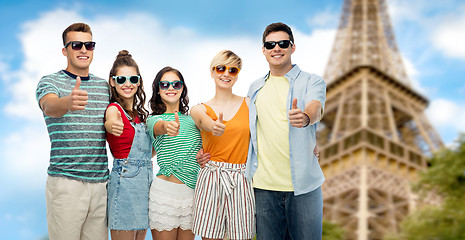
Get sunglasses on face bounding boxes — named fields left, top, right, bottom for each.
left=159, top=81, right=183, bottom=90
left=112, top=75, right=140, bottom=85
left=214, top=65, right=240, bottom=77
left=263, top=40, right=293, bottom=50
left=64, top=41, right=96, bottom=51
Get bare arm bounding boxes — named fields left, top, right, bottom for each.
left=288, top=98, right=322, bottom=128
left=39, top=76, right=88, bottom=118
left=304, top=100, right=323, bottom=125
left=151, top=147, right=156, bottom=158
left=152, top=113, right=180, bottom=137
left=104, top=105, right=124, bottom=136
left=196, top=148, right=211, bottom=168
left=40, top=93, right=73, bottom=118
left=313, top=144, right=320, bottom=159
left=190, top=104, right=225, bottom=136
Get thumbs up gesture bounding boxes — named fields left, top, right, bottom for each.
left=110, top=111, right=125, bottom=137
left=288, top=98, right=309, bottom=128
left=68, top=76, right=88, bottom=111
left=165, top=112, right=180, bottom=137
left=211, top=112, right=225, bottom=136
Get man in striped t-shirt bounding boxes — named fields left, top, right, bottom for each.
left=36, top=23, right=110, bottom=240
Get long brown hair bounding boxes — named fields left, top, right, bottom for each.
left=108, top=50, right=148, bottom=122
left=149, top=66, right=189, bottom=115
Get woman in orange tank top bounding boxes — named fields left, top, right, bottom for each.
left=190, top=50, right=255, bottom=240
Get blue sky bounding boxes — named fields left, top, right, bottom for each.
left=1, top=0, right=464, bottom=239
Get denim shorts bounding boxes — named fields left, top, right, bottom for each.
left=107, top=159, right=153, bottom=230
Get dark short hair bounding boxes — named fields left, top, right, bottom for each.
left=62, top=23, right=92, bottom=45
left=262, top=22, right=294, bottom=44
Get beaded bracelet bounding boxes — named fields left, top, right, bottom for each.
left=303, top=112, right=310, bottom=127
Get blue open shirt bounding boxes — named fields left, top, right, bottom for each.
left=245, top=64, right=327, bottom=196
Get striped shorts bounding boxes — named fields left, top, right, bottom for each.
left=192, top=161, right=255, bottom=239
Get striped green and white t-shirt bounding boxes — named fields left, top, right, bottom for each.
left=36, top=70, right=110, bottom=183
left=147, top=112, right=202, bottom=189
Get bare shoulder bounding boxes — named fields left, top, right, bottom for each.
left=190, top=103, right=209, bottom=129
left=105, top=105, right=120, bottom=118
left=190, top=104, right=207, bottom=116
left=106, top=104, right=119, bottom=112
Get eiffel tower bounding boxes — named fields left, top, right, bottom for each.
left=318, top=0, right=443, bottom=239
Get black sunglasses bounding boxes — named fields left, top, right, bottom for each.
left=112, top=75, right=140, bottom=85
left=159, top=81, right=183, bottom=90
left=263, top=40, right=293, bottom=50
left=64, top=41, right=96, bottom=51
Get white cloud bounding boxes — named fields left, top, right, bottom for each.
left=426, top=98, right=465, bottom=135
left=2, top=9, right=85, bottom=121
left=388, top=0, right=454, bottom=26
left=305, top=9, right=339, bottom=29
left=2, top=8, right=336, bottom=190
left=2, top=125, right=50, bottom=191
left=388, top=0, right=426, bottom=24
left=431, top=6, right=465, bottom=60
left=401, top=56, right=428, bottom=94
left=293, top=28, right=336, bottom=77
left=389, top=0, right=465, bottom=60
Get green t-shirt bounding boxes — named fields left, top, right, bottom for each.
left=147, top=112, right=202, bottom=189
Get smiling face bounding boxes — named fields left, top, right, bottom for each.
left=159, top=71, right=183, bottom=107
left=211, top=64, right=240, bottom=89
left=110, top=66, right=139, bottom=105
left=62, top=31, right=93, bottom=76
left=262, top=31, right=295, bottom=75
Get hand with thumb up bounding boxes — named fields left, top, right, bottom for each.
left=68, top=76, right=88, bottom=111
left=110, top=110, right=125, bottom=137
left=211, top=112, right=225, bottom=136
left=165, top=111, right=180, bottom=137
left=288, top=98, right=309, bottom=128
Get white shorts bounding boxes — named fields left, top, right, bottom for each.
left=192, top=161, right=255, bottom=239
left=149, top=177, right=194, bottom=231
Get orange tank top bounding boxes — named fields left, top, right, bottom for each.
left=201, top=98, right=250, bottom=164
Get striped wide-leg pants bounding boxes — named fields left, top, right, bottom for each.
left=192, top=161, right=255, bottom=239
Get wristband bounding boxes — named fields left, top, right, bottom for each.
left=303, top=112, right=310, bottom=127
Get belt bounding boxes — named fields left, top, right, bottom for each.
left=206, top=161, right=244, bottom=196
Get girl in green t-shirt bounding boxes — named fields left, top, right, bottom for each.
left=146, top=66, right=202, bottom=240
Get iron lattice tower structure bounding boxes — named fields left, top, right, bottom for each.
left=318, top=0, right=443, bottom=239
